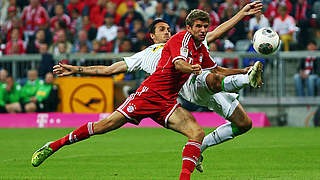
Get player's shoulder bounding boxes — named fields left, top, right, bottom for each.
left=169, top=30, right=194, bottom=47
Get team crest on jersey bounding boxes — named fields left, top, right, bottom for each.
left=127, top=105, right=134, bottom=113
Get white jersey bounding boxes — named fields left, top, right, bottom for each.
left=123, top=43, right=165, bottom=74
left=123, top=40, right=238, bottom=118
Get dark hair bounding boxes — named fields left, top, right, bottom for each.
left=309, top=40, right=317, bottom=46
left=148, top=19, right=169, bottom=34
left=185, top=9, right=210, bottom=27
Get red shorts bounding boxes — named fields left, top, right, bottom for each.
left=116, top=86, right=180, bottom=127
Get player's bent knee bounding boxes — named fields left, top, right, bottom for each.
left=206, top=73, right=224, bottom=93
left=238, top=117, right=252, bottom=133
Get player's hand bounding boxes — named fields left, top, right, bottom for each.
left=192, top=64, right=202, bottom=75
left=241, top=1, right=263, bottom=16
left=53, top=63, right=77, bottom=76
left=244, top=66, right=251, bottom=74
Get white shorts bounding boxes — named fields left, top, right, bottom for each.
left=179, top=71, right=239, bottom=119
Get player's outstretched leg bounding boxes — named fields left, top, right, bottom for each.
left=196, top=104, right=252, bottom=172
left=206, top=61, right=263, bottom=93
left=31, top=112, right=127, bottom=167
left=167, top=107, right=205, bottom=180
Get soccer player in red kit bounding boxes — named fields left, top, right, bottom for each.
left=32, top=9, right=213, bottom=180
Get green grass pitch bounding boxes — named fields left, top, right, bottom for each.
left=0, top=127, right=319, bottom=180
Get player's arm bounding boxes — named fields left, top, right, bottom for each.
left=211, top=65, right=250, bottom=76
left=206, top=1, right=263, bottom=43
left=174, top=59, right=202, bottom=75
left=53, top=61, right=128, bottom=76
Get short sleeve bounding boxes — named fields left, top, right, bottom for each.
left=123, top=50, right=146, bottom=72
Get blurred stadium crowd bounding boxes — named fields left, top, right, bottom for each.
left=1, top=0, right=320, bottom=113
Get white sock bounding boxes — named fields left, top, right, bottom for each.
left=201, top=122, right=235, bottom=153
left=222, top=74, right=249, bottom=92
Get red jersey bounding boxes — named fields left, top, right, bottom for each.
left=141, top=30, right=216, bottom=101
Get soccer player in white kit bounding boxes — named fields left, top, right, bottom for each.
left=53, top=1, right=263, bottom=173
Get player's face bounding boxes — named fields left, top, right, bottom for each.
left=187, top=20, right=209, bottom=43
left=152, top=22, right=171, bottom=44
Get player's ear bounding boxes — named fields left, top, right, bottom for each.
left=150, top=33, right=155, bottom=40
left=186, top=25, right=191, bottom=31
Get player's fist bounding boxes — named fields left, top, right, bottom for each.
left=53, top=63, right=77, bottom=76
left=191, top=64, right=202, bottom=75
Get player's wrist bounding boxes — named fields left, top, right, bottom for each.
left=77, top=67, right=83, bottom=73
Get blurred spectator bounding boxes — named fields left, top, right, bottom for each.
left=70, top=8, right=82, bottom=35
left=89, top=0, right=108, bottom=28
left=129, top=19, right=145, bottom=42
left=72, top=29, right=92, bottom=53
left=49, top=30, right=72, bottom=55
left=96, top=13, right=118, bottom=42
left=91, top=40, right=100, bottom=54
left=221, top=40, right=238, bottom=68
left=222, top=6, right=246, bottom=44
left=294, top=41, right=320, bottom=96
left=291, top=0, right=312, bottom=49
left=314, top=27, right=320, bottom=50
left=42, top=0, right=57, bottom=17
left=35, top=17, right=53, bottom=44
left=52, top=20, right=73, bottom=43
left=1, top=5, right=20, bottom=39
left=38, top=43, right=54, bottom=78
left=174, top=8, right=187, bottom=32
left=50, top=3, right=71, bottom=32
left=0, top=76, right=22, bottom=113
left=132, top=29, right=148, bottom=52
left=272, top=5, right=296, bottom=51
left=106, top=2, right=121, bottom=25
left=3, top=16, right=24, bottom=42
left=5, top=28, right=26, bottom=55
left=67, top=0, right=88, bottom=16
left=151, top=2, right=172, bottom=27
left=248, top=11, right=270, bottom=40
left=203, top=3, right=220, bottom=32
left=98, top=37, right=113, bottom=52
left=117, top=0, right=138, bottom=17
left=167, top=0, right=188, bottom=17
left=208, top=41, right=223, bottom=65
left=24, top=72, right=59, bottom=112
left=0, top=0, right=21, bottom=26
left=112, top=26, right=126, bottom=53
left=218, top=0, right=238, bottom=20
left=120, top=1, right=144, bottom=34
left=80, top=15, right=97, bottom=41
left=135, top=0, right=157, bottom=22
left=20, top=69, right=44, bottom=112
left=0, top=36, right=5, bottom=56
left=265, top=0, right=292, bottom=23
left=26, top=29, right=46, bottom=54
left=0, top=69, right=8, bottom=85
left=21, top=0, right=49, bottom=41
left=119, top=38, right=132, bottom=52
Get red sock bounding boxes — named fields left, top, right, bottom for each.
left=49, top=122, right=94, bottom=152
left=179, top=140, right=201, bottom=180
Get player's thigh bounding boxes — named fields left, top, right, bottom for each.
left=228, top=104, right=252, bottom=129
left=93, top=111, right=128, bottom=134
left=206, top=73, right=225, bottom=94
left=167, top=107, right=204, bottom=141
